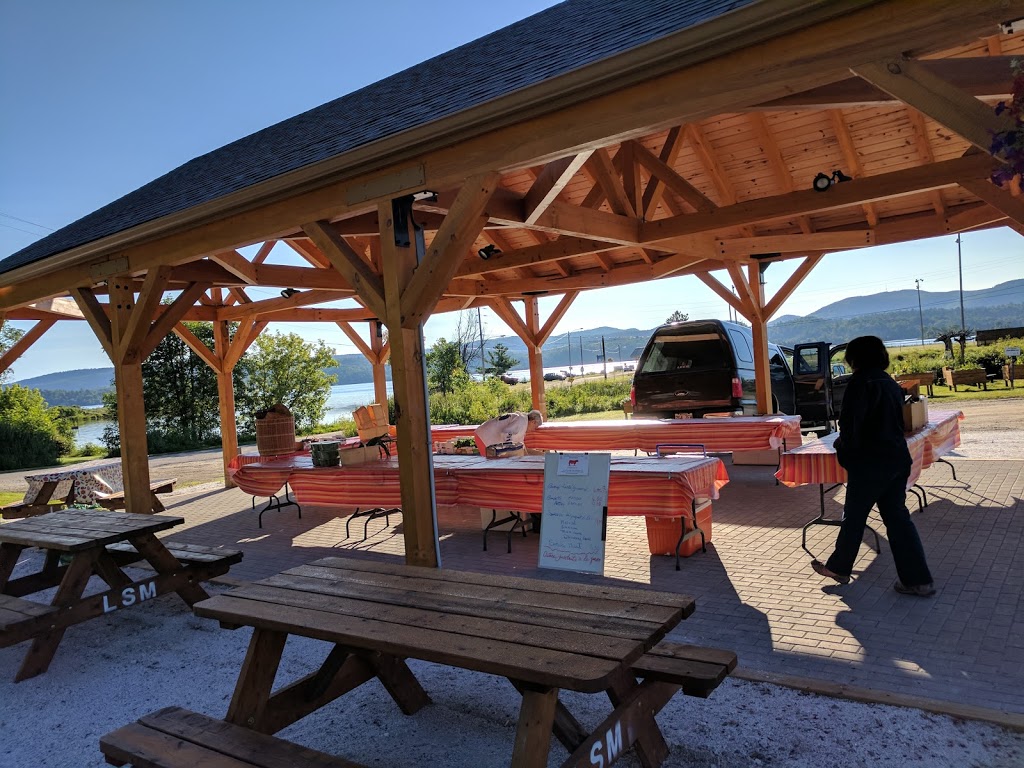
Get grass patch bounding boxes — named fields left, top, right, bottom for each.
left=550, top=409, right=625, bottom=422
left=0, top=491, right=23, bottom=506
left=925, top=383, right=1022, bottom=403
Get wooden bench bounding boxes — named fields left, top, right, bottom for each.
left=0, top=594, right=59, bottom=650
left=942, top=367, right=987, bottom=391
left=0, top=480, right=73, bottom=519
left=631, top=641, right=738, bottom=698
left=105, top=540, right=243, bottom=571
left=894, top=372, right=935, bottom=398
left=100, top=706, right=368, bottom=767
left=96, top=478, right=177, bottom=513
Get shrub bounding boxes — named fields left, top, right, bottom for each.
left=0, top=385, right=68, bottom=470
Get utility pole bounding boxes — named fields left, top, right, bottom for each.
left=957, top=235, right=966, bottom=364
left=477, top=307, right=485, bottom=379
left=601, top=336, right=607, bottom=379
left=566, top=329, right=572, bottom=373
left=915, top=278, right=925, bottom=346
left=578, top=334, right=583, bottom=374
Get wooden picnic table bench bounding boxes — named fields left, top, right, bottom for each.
left=101, top=707, right=368, bottom=768
left=0, top=508, right=241, bottom=681
left=95, top=477, right=178, bottom=513
left=176, top=555, right=734, bottom=768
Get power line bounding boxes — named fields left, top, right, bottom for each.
left=0, top=212, right=55, bottom=232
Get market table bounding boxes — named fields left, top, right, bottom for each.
left=775, top=409, right=963, bottom=557
left=192, top=555, right=729, bottom=768
left=0, top=508, right=241, bottom=681
left=524, top=414, right=803, bottom=454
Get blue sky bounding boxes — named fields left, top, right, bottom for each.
left=2, top=1, right=1022, bottom=380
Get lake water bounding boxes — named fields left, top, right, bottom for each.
left=69, top=366, right=639, bottom=449
left=71, top=381, right=395, bottom=449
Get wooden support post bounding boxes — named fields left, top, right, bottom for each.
left=748, top=264, right=772, bottom=415
left=213, top=320, right=239, bottom=488
left=524, top=297, right=546, bottom=416
left=378, top=200, right=439, bottom=568
left=371, top=325, right=389, bottom=407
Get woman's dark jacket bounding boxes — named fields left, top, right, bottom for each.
left=834, top=368, right=912, bottom=472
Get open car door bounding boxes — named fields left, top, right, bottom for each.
left=792, top=342, right=836, bottom=434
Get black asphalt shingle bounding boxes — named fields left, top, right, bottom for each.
left=0, top=0, right=754, bottom=275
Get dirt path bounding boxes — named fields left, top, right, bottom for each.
left=2, top=397, right=1021, bottom=495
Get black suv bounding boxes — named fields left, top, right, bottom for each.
left=629, top=319, right=848, bottom=432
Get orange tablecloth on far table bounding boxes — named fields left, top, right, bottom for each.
left=774, top=409, right=963, bottom=489
left=230, top=453, right=729, bottom=520
left=524, top=415, right=803, bottom=453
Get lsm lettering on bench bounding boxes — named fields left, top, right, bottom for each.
left=102, top=581, right=158, bottom=613
left=590, top=722, right=624, bottom=767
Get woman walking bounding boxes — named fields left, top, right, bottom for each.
left=811, top=335, right=935, bottom=596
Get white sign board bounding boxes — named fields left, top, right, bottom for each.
left=1006, top=346, right=1021, bottom=357
left=537, top=452, right=611, bottom=574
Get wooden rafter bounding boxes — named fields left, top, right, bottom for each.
left=717, top=231, right=872, bottom=258
left=685, top=122, right=754, bottom=237
left=285, top=238, right=332, bottom=269
left=217, top=287, right=349, bottom=321
left=138, top=282, right=211, bottom=361
left=959, top=179, right=1024, bottom=229
left=487, top=297, right=531, bottom=342
left=401, top=171, right=501, bottom=328
left=726, top=263, right=760, bottom=321
left=829, top=110, right=879, bottom=226
left=585, top=149, right=635, bottom=217
left=209, top=250, right=258, bottom=283
left=302, top=220, right=386, bottom=319
left=70, top=287, right=113, bottom=358
left=336, top=320, right=374, bottom=360
left=172, top=322, right=222, bottom=373
left=643, top=151, right=998, bottom=243
left=223, top=317, right=267, bottom=371
left=695, top=272, right=747, bottom=318
left=252, top=241, right=276, bottom=264
left=119, top=266, right=172, bottom=365
left=632, top=136, right=716, bottom=214
left=0, top=318, right=56, bottom=373
left=763, top=253, right=825, bottom=319
left=524, top=153, right=593, bottom=224
left=851, top=57, right=1014, bottom=158
left=455, top=236, right=614, bottom=278
left=537, top=291, right=578, bottom=347
left=904, top=108, right=947, bottom=216
left=748, top=113, right=812, bottom=233
left=642, top=127, right=686, bottom=217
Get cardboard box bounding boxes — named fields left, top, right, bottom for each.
left=902, top=397, right=928, bottom=433
left=338, top=445, right=385, bottom=465
left=645, top=499, right=712, bottom=557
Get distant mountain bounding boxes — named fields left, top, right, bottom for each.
left=14, top=367, right=114, bottom=391
left=794, top=279, right=1024, bottom=321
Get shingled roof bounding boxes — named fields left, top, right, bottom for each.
left=0, top=0, right=755, bottom=276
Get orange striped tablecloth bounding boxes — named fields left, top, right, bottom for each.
left=524, top=415, right=803, bottom=453
left=231, top=454, right=729, bottom=519
left=775, top=410, right=963, bottom=489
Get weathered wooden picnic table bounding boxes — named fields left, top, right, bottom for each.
left=0, top=508, right=241, bottom=681
left=186, top=555, right=735, bottom=768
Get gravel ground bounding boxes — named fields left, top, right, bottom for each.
left=0, top=572, right=1021, bottom=768
left=1, top=397, right=1022, bottom=766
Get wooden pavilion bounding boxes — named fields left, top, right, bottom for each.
left=1, top=0, right=1022, bottom=566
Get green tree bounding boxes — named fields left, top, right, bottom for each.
left=485, top=343, right=520, bottom=376
left=102, top=321, right=228, bottom=453
left=426, top=337, right=470, bottom=394
left=236, top=331, right=337, bottom=431
left=0, top=323, right=25, bottom=385
left=666, top=310, right=689, bottom=324
left=0, top=385, right=70, bottom=469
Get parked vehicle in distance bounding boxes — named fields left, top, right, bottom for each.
left=622, top=362, right=635, bottom=372
left=499, top=374, right=519, bottom=385
left=543, top=372, right=565, bottom=381
left=629, top=319, right=848, bottom=432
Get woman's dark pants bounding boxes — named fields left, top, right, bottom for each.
left=826, top=465, right=933, bottom=587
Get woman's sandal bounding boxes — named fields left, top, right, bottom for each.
left=811, top=559, right=851, bottom=585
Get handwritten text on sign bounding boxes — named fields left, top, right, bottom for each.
left=538, top=452, right=611, bottom=574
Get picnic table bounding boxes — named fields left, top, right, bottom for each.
left=3, top=461, right=176, bottom=518
left=0, top=508, right=241, bottom=681
left=182, top=555, right=735, bottom=768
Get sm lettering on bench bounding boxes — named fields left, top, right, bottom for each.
left=589, top=722, right=624, bottom=767
left=102, top=580, right=158, bottom=613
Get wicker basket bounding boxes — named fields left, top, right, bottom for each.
left=255, top=404, right=296, bottom=456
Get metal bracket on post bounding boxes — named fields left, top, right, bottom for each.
left=391, top=195, right=425, bottom=262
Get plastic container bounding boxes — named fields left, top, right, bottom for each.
left=644, top=500, right=712, bottom=557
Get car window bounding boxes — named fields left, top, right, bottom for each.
left=640, top=332, right=730, bottom=373
left=769, top=352, right=788, bottom=373
left=830, top=348, right=849, bottom=377
left=728, top=329, right=753, bottom=363
left=795, top=347, right=820, bottom=375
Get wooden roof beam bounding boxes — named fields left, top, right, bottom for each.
left=905, top=108, right=947, bottom=216
left=830, top=110, right=879, bottom=226
left=302, top=220, right=386, bottom=319
left=695, top=272, right=748, bottom=318
left=172, top=322, right=222, bottom=373
left=585, top=148, right=635, bottom=217
left=401, top=171, right=501, bottom=328
left=763, top=253, right=825, bottom=319
left=524, top=152, right=593, bottom=225
left=641, top=126, right=686, bottom=217
left=959, top=179, right=1024, bottom=229
left=632, top=135, right=716, bottom=214
left=70, top=287, right=113, bottom=358
left=851, top=56, right=1014, bottom=158
left=217, top=287, right=351, bottom=321
left=209, top=250, right=258, bottom=283
left=0, top=318, right=56, bottom=374
left=537, top=291, right=578, bottom=347
left=642, top=151, right=998, bottom=243
left=748, top=113, right=812, bottom=233
left=455, top=236, right=615, bottom=277
left=717, top=231, right=872, bottom=258
left=755, top=56, right=1014, bottom=110
left=119, top=266, right=172, bottom=365
left=138, top=281, right=211, bottom=360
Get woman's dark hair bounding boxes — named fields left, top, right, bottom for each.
left=844, top=335, right=889, bottom=371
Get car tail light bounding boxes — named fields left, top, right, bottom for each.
left=630, top=385, right=636, bottom=406
left=731, top=377, right=743, bottom=398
